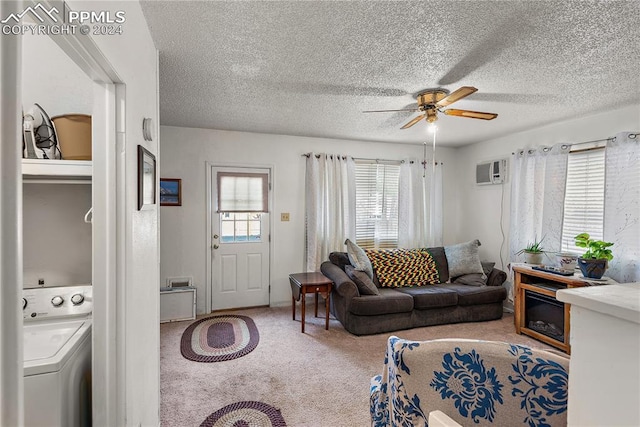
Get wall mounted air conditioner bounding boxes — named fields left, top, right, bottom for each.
left=476, top=159, right=507, bottom=185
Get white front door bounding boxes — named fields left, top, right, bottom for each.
left=210, top=166, right=270, bottom=310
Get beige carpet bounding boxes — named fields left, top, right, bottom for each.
left=161, top=305, right=556, bottom=427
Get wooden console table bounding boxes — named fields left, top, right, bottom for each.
left=513, top=266, right=591, bottom=354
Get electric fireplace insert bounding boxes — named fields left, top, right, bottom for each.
left=524, top=290, right=565, bottom=343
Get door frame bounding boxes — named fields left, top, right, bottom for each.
left=205, top=162, right=274, bottom=313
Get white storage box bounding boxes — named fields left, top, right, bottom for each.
left=160, top=286, right=196, bottom=323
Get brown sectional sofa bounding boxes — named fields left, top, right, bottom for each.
left=320, top=247, right=507, bottom=335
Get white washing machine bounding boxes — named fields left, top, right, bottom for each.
left=23, top=285, right=93, bottom=427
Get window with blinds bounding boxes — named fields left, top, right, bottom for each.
left=355, top=161, right=400, bottom=249
left=560, top=148, right=605, bottom=253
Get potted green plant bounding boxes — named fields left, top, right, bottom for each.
left=574, top=233, right=614, bottom=279
left=516, top=237, right=546, bottom=265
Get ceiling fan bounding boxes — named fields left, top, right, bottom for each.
left=363, top=86, right=498, bottom=129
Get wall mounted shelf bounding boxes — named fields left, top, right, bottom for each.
left=22, top=159, right=92, bottom=183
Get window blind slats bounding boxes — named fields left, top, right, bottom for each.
left=355, top=162, right=400, bottom=249
left=560, top=149, right=605, bottom=253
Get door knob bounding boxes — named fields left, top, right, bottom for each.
left=213, top=234, right=219, bottom=239
left=213, top=244, right=219, bottom=249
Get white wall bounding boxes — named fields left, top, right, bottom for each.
left=23, top=183, right=92, bottom=287
left=160, top=126, right=458, bottom=313
left=64, top=1, right=160, bottom=425
left=454, top=103, right=640, bottom=271
left=21, top=33, right=93, bottom=290
left=21, top=32, right=92, bottom=117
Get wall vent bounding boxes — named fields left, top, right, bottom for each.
left=166, top=276, right=193, bottom=288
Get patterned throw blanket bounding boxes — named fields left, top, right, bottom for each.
left=365, top=248, right=440, bottom=287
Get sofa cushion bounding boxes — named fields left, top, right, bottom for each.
left=451, top=263, right=500, bottom=287
left=365, top=248, right=440, bottom=287
left=329, top=251, right=351, bottom=271
left=452, top=273, right=487, bottom=287
left=345, top=265, right=380, bottom=296
left=349, top=288, right=414, bottom=316
left=444, top=239, right=485, bottom=278
left=481, top=261, right=496, bottom=275
left=439, top=284, right=507, bottom=306
left=395, top=286, right=458, bottom=309
left=345, top=239, right=374, bottom=279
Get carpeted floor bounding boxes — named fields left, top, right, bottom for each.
left=161, top=305, right=557, bottom=427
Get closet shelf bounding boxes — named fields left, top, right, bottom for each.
left=22, top=159, right=92, bottom=182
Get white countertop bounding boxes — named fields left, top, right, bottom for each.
left=557, top=282, right=640, bottom=324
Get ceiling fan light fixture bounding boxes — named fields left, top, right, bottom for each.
left=417, top=89, right=448, bottom=107
left=428, top=122, right=437, bottom=134
left=426, top=109, right=438, bottom=123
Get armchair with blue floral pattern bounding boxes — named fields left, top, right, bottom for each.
left=370, top=337, right=569, bottom=427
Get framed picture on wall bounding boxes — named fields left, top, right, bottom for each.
left=160, top=178, right=182, bottom=206
left=137, top=145, right=156, bottom=210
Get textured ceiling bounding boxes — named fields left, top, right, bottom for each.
left=140, top=1, right=640, bottom=147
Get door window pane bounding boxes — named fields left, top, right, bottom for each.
left=249, top=221, right=261, bottom=241
left=220, top=212, right=262, bottom=243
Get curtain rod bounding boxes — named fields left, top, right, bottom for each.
left=353, top=156, right=403, bottom=164
left=512, top=132, right=639, bottom=155
left=301, top=153, right=444, bottom=165
left=301, top=153, right=402, bottom=163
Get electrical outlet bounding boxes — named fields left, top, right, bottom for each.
left=38, top=278, right=45, bottom=286
left=281, top=212, right=290, bottom=221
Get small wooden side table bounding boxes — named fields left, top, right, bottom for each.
left=289, top=272, right=333, bottom=333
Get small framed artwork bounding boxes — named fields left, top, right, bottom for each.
left=137, top=145, right=156, bottom=210
left=160, top=178, right=182, bottom=206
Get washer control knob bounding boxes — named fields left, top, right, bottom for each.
left=71, top=293, right=85, bottom=305
left=22, top=298, right=27, bottom=310
left=51, top=296, right=64, bottom=307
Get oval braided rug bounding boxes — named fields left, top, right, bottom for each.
left=181, top=315, right=259, bottom=362
left=200, top=401, right=286, bottom=427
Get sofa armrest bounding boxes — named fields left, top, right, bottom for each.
left=320, top=261, right=360, bottom=299
left=487, top=267, right=507, bottom=287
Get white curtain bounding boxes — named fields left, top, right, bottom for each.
left=305, top=153, right=355, bottom=271
left=508, top=144, right=570, bottom=300
left=510, top=144, right=570, bottom=260
left=398, top=159, right=443, bottom=248
left=603, top=131, right=640, bottom=283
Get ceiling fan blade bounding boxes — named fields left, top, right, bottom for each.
left=444, top=109, right=498, bottom=120
left=363, top=108, right=419, bottom=113
left=401, top=114, right=426, bottom=129
left=436, top=86, right=478, bottom=107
